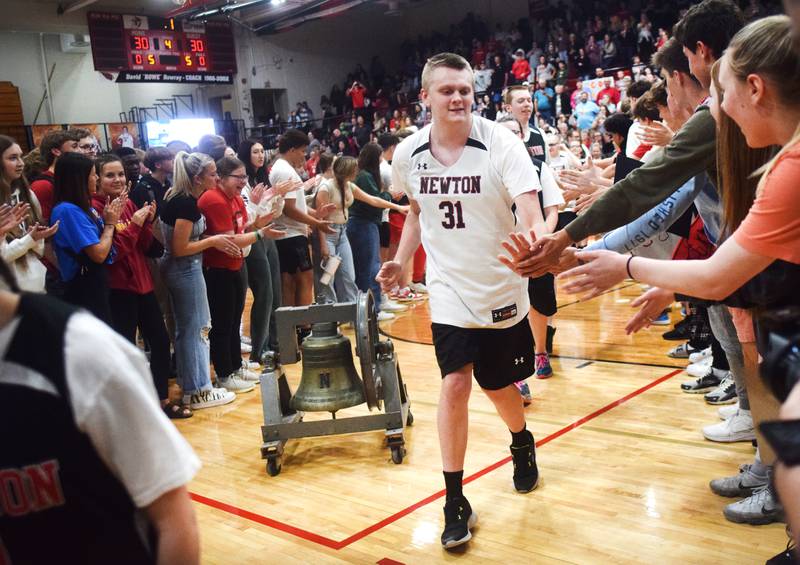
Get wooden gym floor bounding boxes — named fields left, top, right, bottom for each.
left=174, top=282, right=788, bottom=564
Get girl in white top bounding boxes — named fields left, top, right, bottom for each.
left=0, top=136, right=59, bottom=292
left=314, top=154, right=408, bottom=303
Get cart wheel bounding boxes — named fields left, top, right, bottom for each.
left=391, top=446, right=405, bottom=464
left=266, top=457, right=282, bottom=476
left=406, top=410, right=414, bottom=427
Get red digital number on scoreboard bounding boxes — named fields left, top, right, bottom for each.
left=130, top=35, right=149, bottom=50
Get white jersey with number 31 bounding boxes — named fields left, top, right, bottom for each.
left=392, top=116, right=541, bottom=329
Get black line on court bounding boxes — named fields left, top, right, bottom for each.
left=551, top=353, right=681, bottom=370
left=380, top=330, right=684, bottom=371
left=555, top=282, right=636, bottom=310
left=379, top=281, right=681, bottom=370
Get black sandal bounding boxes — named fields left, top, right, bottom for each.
left=162, top=400, right=193, bottom=419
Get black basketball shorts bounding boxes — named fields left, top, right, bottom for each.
left=528, top=273, right=557, bottom=317
left=275, top=235, right=312, bottom=274
left=430, top=316, right=535, bottom=390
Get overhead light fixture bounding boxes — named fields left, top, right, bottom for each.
left=271, top=0, right=286, bottom=5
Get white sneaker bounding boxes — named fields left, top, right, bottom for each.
left=244, top=361, right=261, bottom=372
left=377, top=311, right=395, bottom=322
left=667, top=342, right=696, bottom=359
left=241, top=342, right=252, bottom=354
left=689, top=347, right=712, bottom=364
left=687, top=360, right=716, bottom=378
left=237, top=367, right=261, bottom=383
left=381, top=299, right=408, bottom=312
left=187, top=387, right=236, bottom=410
left=718, top=402, right=740, bottom=420
left=409, top=281, right=428, bottom=294
left=218, top=374, right=256, bottom=394
left=703, top=409, right=756, bottom=443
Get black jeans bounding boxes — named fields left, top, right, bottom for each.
left=109, top=289, right=171, bottom=399
left=64, top=261, right=112, bottom=324
left=204, top=266, right=246, bottom=380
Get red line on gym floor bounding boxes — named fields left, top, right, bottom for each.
left=190, top=368, right=683, bottom=551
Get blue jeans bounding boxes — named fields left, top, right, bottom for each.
left=161, top=254, right=212, bottom=395
left=313, top=224, right=359, bottom=304
left=346, top=217, right=382, bottom=311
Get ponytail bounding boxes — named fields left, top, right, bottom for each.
left=167, top=151, right=213, bottom=200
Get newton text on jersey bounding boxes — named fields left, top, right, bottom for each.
left=419, top=175, right=482, bottom=196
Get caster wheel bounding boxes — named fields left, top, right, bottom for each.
left=406, top=410, right=414, bottom=426
left=266, top=457, right=282, bottom=476
left=391, top=446, right=405, bottom=464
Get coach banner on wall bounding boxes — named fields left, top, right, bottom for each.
left=116, top=71, right=233, bottom=85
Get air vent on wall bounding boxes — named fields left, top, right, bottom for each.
left=60, top=33, right=91, bottom=53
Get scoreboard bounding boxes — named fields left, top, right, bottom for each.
left=88, top=12, right=237, bottom=83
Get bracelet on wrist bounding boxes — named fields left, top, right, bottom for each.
left=626, top=255, right=635, bottom=280
left=255, top=229, right=263, bottom=241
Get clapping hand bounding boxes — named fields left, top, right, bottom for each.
left=272, top=179, right=301, bottom=197
left=29, top=221, right=59, bottom=241
left=250, top=182, right=266, bottom=204
left=211, top=234, right=241, bottom=257
left=639, top=121, right=674, bottom=147
left=253, top=210, right=276, bottom=229
left=314, top=202, right=337, bottom=219
left=103, top=190, right=128, bottom=226
left=131, top=203, right=153, bottom=227
left=0, top=203, right=30, bottom=236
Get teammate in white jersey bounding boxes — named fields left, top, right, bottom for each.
left=377, top=53, right=548, bottom=550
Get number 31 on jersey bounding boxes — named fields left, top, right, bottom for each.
left=439, top=201, right=465, bottom=229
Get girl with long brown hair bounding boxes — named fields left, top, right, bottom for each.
left=0, top=135, right=58, bottom=292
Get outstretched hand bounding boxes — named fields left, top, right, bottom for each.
left=499, top=229, right=570, bottom=278
left=558, top=249, right=628, bottom=299
left=625, top=287, right=675, bottom=334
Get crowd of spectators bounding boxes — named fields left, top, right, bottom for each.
left=260, top=0, right=775, bottom=163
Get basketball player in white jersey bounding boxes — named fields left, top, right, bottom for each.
left=503, top=84, right=550, bottom=163
left=377, top=53, right=548, bottom=550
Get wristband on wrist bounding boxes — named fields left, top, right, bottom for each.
left=255, top=229, right=263, bottom=241
left=626, top=255, right=635, bottom=280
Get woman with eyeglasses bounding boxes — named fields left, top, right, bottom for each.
left=198, top=156, right=284, bottom=394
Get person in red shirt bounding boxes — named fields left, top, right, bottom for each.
left=30, top=130, right=79, bottom=224
left=30, top=130, right=81, bottom=296
left=346, top=81, right=367, bottom=117
left=198, top=156, right=283, bottom=390
left=91, top=154, right=191, bottom=418
left=596, top=82, right=621, bottom=106
left=510, top=49, right=532, bottom=84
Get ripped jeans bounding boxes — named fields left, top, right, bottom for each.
left=161, top=254, right=212, bottom=395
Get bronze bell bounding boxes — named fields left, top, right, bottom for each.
left=291, top=322, right=365, bottom=413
